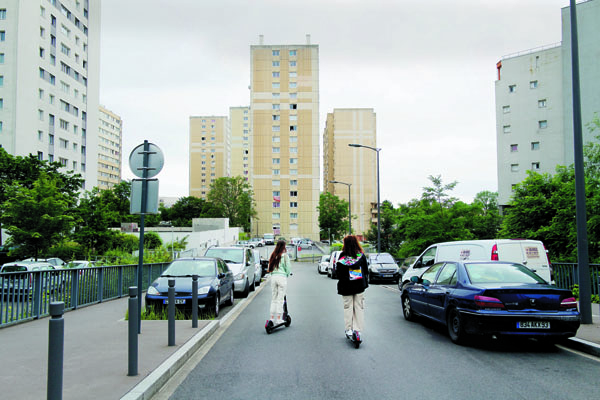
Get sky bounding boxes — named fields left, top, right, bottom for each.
left=99, top=0, right=570, bottom=206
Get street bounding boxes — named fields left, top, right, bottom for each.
left=158, top=261, right=600, bottom=400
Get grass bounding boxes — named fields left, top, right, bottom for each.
left=125, top=306, right=216, bottom=321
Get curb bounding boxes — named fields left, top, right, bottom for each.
left=562, top=337, right=600, bottom=357
left=121, top=277, right=270, bottom=400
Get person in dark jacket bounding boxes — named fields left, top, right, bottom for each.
left=336, top=235, right=369, bottom=338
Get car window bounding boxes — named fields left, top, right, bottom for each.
left=370, top=253, right=395, bottom=263
left=435, top=263, right=457, bottom=285
left=163, top=260, right=216, bottom=277
left=1, top=265, right=28, bottom=272
left=421, top=247, right=437, bottom=267
left=421, top=262, right=444, bottom=283
left=205, top=248, right=244, bottom=264
left=465, top=262, right=547, bottom=284
left=217, top=260, right=228, bottom=274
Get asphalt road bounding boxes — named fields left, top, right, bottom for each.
left=161, top=261, right=600, bottom=400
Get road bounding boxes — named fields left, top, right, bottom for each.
left=156, top=261, right=600, bottom=400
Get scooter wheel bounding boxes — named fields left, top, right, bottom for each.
left=284, top=315, right=291, bottom=327
left=265, top=320, right=274, bottom=334
left=354, top=341, right=360, bottom=349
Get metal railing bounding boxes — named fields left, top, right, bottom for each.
left=0, top=263, right=169, bottom=328
left=552, top=263, right=600, bottom=296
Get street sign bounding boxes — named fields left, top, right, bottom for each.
left=130, top=179, right=159, bottom=214
left=129, top=142, right=164, bottom=178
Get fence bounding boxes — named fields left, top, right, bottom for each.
left=0, top=263, right=169, bottom=328
left=552, top=263, right=600, bottom=296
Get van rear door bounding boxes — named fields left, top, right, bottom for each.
left=497, top=241, right=550, bottom=282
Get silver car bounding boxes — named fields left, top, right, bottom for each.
left=317, top=255, right=330, bottom=274
left=252, top=249, right=262, bottom=286
left=204, top=246, right=255, bottom=298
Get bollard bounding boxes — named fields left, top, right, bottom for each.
left=128, top=287, right=138, bottom=376
left=168, top=279, right=175, bottom=346
left=192, top=275, right=198, bottom=328
left=47, top=302, right=64, bottom=400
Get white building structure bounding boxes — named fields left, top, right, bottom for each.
left=0, top=0, right=100, bottom=190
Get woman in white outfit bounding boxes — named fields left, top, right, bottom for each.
left=268, top=240, right=292, bottom=324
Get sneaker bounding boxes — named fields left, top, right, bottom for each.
left=345, top=329, right=352, bottom=337
left=276, top=318, right=285, bottom=325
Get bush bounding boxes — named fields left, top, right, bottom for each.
left=48, top=241, right=84, bottom=261
left=143, top=231, right=163, bottom=249
left=571, top=284, right=600, bottom=303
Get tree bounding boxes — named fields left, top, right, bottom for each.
left=167, top=196, right=220, bottom=227
left=207, top=177, right=256, bottom=232
left=422, top=174, right=458, bottom=211
left=365, top=200, right=402, bottom=253
left=317, top=192, right=348, bottom=241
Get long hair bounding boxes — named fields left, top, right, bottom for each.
left=268, top=240, right=287, bottom=272
left=341, top=235, right=364, bottom=258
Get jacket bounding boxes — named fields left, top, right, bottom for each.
left=336, top=252, right=369, bottom=296
left=270, top=253, right=291, bottom=277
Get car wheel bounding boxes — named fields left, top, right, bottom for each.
left=402, top=295, right=416, bottom=321
left=242, top=280, right=249, bottom=298
left=213, top=293, right=220, bottom=317
left=447, top=307, right=466, bottom=344
left=225, top=287, right=234, bottom=306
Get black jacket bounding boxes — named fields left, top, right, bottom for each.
left=336, top=253, right=369, bottom=296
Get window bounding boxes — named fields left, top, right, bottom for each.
left=272, top=115, right=280, bottom=121
left=290, top=93, right=297, bottom=99
left=272, top=104, right=280, bottom=110
left=289, top=72, right=297, bottom=78
left=502, top=105, right=510, bottom=114
left=503, top=125, right=511, bottom=134
left=289, top=82, right=297, bottom=88
left=272, top=213, right=280, bottom=219
left=530, top=80, right=538, bottom=89
left=290, top=147, right=298, bottom=154
left=290, top=213, right=298, bottom=219
left=38, top=151, right=44, bottom=161
left=60, top=119, right=69, bottom=130
left=538, top=99, right=547, bottom=108
left=38, top=109, right=44, bottom=121
left=290, top=104, right=297, bottom=110
left=49, top=134, right=54, bottom=145
left=272, top=50, right=280, bottom=56
left=509, top=84, right=516, bottom=93
left=272, top=82, right=280, bottom=89
left=272, top=136, right=280, bottom=143
left=49, top=154, right=54, bottom=162
left=290, top=202, right=298, bottom=208
left=538, top=120, right=548, bottom=129
left=290, top=158, right=298, bottom=165
left=40, top=47, right=45, bottom=58
left=290, top=169, right=297, bottom=175
left=272, top=180, right=280, bottom=186
left=272, top=72, right=280, bottom=78
left=272, top=93, right=280, bottom=99
left=511, top=184, right=517, bottom=192
left=289, top=50, right=297, bottom=56
left=38, top=131, right=43, bottom=141
left=511, top=164, right=519, bottom=172
left=290, top=115, right=297, bottom=121
left=290, top=137, right=297, bottom=143
left=61, top=43, right=70, bottom=56
left=272, top=125, right=280, bottom=132
left=290, top=180, right=298, bottom=186
left=273, top=169, right=280, bottom=175
left=272, top=61, right=279, bottom=67
left=290, top=125, right=297, bottom=132
left=59, top=157, right=67, bottom=167
left=531, top=142, right=540, bottom=150
left=510, top=144, right=518, bottom=152
left=60, top=138, right=68, bottom=149
left=289, top=61, right=296, bottom=67
left=0, top=31, right=5, bottom=41
left=0, top=9, right=7, bottom=19
left=272, top=147, right=280, bottom=153
left=290, top=191, right=298, bottom=197
left=273, top=191, right=280, bottom=197
left=0, top=53, right=4, bottom=63
left=40, top=27, right=45, bottom=38
left=272, top=158, right=280, bottom=164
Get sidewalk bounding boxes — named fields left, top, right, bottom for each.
left=1, top=286, right=599, bottom=400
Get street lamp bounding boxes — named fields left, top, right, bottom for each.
left=329, top=180, right=352, bottom=236
left=349, top=143, right=381, bottom=254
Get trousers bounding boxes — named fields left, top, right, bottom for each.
left=343, top=292, right=364, bottom=332
left=270, top=274, right=287, bottom=316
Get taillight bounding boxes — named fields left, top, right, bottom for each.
left=491, top=244, right=499, bottom=261
left=474, top=295, right=505, bottom=309
left=560, top=297, right=578, bottom=310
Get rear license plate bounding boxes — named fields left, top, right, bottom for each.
left=163, top=299, right=186, bottom=305
left=517, top=321, right=550, bottom=329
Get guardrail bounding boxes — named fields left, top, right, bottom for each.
left=0, top=263, right=169, bottom=328
left=552, top=263, right=600, bottom=296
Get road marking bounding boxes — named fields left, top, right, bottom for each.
left=556, top=344, right=600, bottom=362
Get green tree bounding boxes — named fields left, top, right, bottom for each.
left=207, top=177, right=256, bottom=232
left=317, top=192, right=348, bottom=242
left=422, top=174, right=458, bottom=211
left=469, top=191, right=501, bottom=239
left=168, top=196, right=220, bottom=227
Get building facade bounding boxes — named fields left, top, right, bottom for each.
left=0, top=0, right=100, bottom=190
left=495, top=0, right=600, bottom=209
left=229, top=106, right=250, bottom=180
left=249, top=37, right=320, bottom=240
left=323, top=108, right=377, bottom=237
left=189, top=115, right=229, bottom=199
left=97, top=105, right=122, bottom=189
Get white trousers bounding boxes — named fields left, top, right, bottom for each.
left=343, top=293, right=365, bottom=332
left=270, top=274, right=287, bottom=317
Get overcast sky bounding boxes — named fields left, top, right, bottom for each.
left=99, top=0, right=569, bottom=205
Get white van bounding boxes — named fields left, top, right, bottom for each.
left=400, top=239, right=551, bottom=289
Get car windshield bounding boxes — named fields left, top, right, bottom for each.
left=205, top=249, right=244, bottom=264
left=321, top=256, right=330, bottom=262
left=465, top=263, right=547, bottom=284
left=162, top=260, right=216, bottom=277
left=370, top=254, right=395, bottom=263
left=1, top=265, right=28, bottom=272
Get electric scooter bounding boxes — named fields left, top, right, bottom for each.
left=265, top=296, right=291, bottom=334
left=346, top=330, right=362, bottom=349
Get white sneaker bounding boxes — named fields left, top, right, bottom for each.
left=276, top=318, right=285, bottom=325
left=345, top=329, right=352, bottom=337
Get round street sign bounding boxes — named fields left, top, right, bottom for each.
left=129, top=142, right=164, bottom=178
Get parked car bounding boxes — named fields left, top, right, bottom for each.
left=328, top=251, right=342, bottom=279
left=235, top=240, right=254, bottom=249
left=367, top=253, right=400, bottom=283
left=251, top=249, right=262, bottom=287
left=298, top=239, right=313, bottom=249
left=259, top=256, right=269, bottom=277
left=65, top=260, right=99, bottom=269
left=145, top=257, right=234, bottom=317
left=204, top=246, right=255, bottom=297
left=22, top=257, right=66, bottom=268
left=1, top=261, right=64, bottom=300
left=248, top=237, right=265, bottom=247
left=400, top=239, right=552, bottom=292
left=263, top=233, right=275, bottom=245
left=317, top=255, right=330, bottom=274
left=401, top=260, right=581, bottom=344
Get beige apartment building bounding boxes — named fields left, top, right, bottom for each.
left=250, top=37, right=320, bottom=240
left=189, top=116, right=229, bottom=199
left=229, top=106, right=250, bottom=180
left=323, top=109, right=377, bottom=237
left=97, top=105, right=122, bottom=190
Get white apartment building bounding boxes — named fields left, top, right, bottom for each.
left=229, top=106, right=250, bottom=180
left=0, top=0, right=100, bottom=190
left=98, top=105, right=122, bottom=190
left=495, top=0, right=600, bottom=210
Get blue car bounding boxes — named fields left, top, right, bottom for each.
left=401, top=260, right=581, bottom=344
left=145, top=257, right=234, bottom=317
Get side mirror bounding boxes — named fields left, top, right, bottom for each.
left=410, top=276, right=420, bottom=283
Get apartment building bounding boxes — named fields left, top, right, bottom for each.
left=97, top=105, right=122, bottom=189
left=495, top=0, right=600, bottom=210
left=189, top=115, right=229, bottom=199
left=229, top=106, right=250, bottom=180
left=249, top=36, right=320, bottom=240
left=323, top=108, right=377, bottom=237
left=0, top=0, right=100, bottom=190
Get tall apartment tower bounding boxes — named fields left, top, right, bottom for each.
left=229, top=106, right=250, bottom=180
left=495, top=1, right=600, bottom=210
left=97, top=105, right=122, bottom=190
left=0, top=0, right=100, bottom=190
left=323, top=109, right=377, bottom=237
left=250, top=37, right=320, bottom=240
left=189, top=115, right=229, bottom=199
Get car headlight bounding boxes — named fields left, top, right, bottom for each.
left=198, top=286, right=210, bottom=295
left=370, top=267, right=378, bottom=272
left=234, top=272, right=245, bottom=280
left=147, top=286, right=159, bottom=295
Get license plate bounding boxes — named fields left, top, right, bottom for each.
left=383, top=274, right=392, bottom=278
left=163, top=299, right=186, bottom=305
left=517, top=321, right=550, bottom=329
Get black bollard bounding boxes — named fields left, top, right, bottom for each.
left=168, top=279, right=175, bottom=346
left=47, top=302, right=64, bottom=400
left=192, top=275, right=198, bottom=328
left=128, top=287, right=138, bottom=376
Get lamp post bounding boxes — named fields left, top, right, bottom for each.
left=349, top=143, right=381, bottom=254
left=329, top=180, right=352, bottom=236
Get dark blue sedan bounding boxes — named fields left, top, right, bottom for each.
left=145, top=257, right=234, bottom=317
left=401, top=261, right=581, bottom=344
